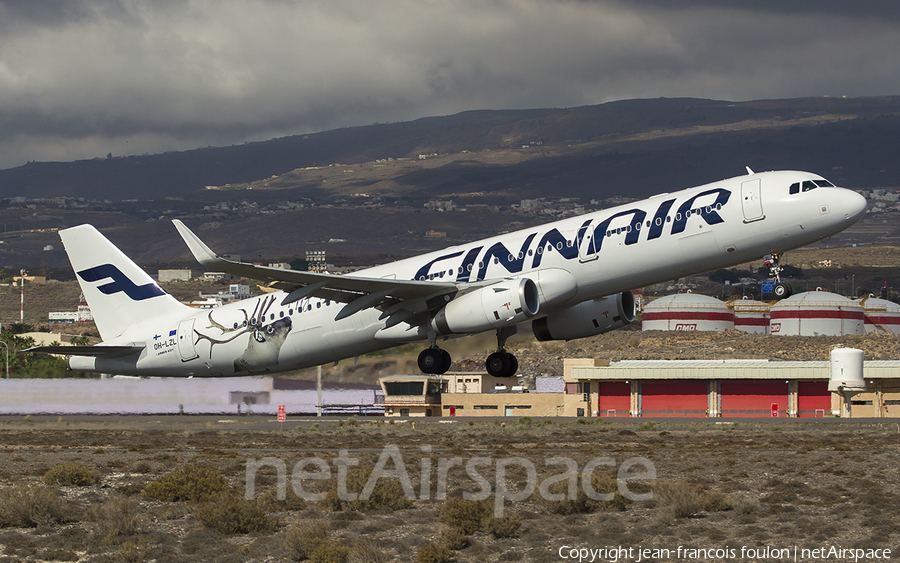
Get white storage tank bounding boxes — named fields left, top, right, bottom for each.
left=858, top=296, right=900, bottom=334
left=729, top=297, right=771, bottom=334
left=829, top=347, right=866, bottom=417
left=828, top=347, right=865, bottom=392
left=642, top=292, right=734, bottom=331
left=769, top=290, right=865, bottom=336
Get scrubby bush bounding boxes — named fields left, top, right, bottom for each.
left=349, top=475, right=413, bottom=512
left=349, top=538, right=389, bottom=563
left=193, top=492, right=276, bottom=535
left=654, top=480, right=727, bottom=518
left=282, top=519, right=329, bottom=561
left=0, top=483, right=72, bottom=527
left=321, top=469, right=413, bottom=512
left=536, top=471, right=628, bottom=515
left=141, top=464, right=227, bottom=502
left=42, top=462, right=98, bottom=487
left=310, top=539, right=351, bottom=563
left=89, top=495, right=142, bottom=541
left=439, top=497, right=490, bottom=535
left=440, top=527, right=470, bottom=550
left=258, top=485, right=307, bottom=512
left=486, top=514, right=522, bottom=538
left=416, top=543, right=452, bottom=563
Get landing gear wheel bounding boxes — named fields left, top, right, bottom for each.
left=486, top=351, right=518, bottom=378
left=438, top=349, right=452, bottom=375
left=507, top=354, right=518, bottom=378
left=486, top=351, right=511, bottom=378
left=418, top=348, right=444, bottom=374
left=773, top=282, right=793, bottom=299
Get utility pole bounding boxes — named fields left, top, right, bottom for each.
left=317, top=365, right=323, bottom=417
left=0, top=340, right=8, bottom=379
left=20, top=269, right=25, bottom=323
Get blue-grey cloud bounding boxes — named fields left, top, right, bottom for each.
left=1, top=0, right=899, bottom=170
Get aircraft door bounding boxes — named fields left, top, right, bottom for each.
left=177, top=318, right=199, bottom=362
left=741, top=179, right=764, bottom=222
left=578, top=222, right=599, bottom=263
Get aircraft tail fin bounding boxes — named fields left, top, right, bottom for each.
left=59, top=225, right=191, bottom=341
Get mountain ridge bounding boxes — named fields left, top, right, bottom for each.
left=3, top=95, right=900, bottom=201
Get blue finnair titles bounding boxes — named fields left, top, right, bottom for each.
left=30, top=170, right=866, bottom=379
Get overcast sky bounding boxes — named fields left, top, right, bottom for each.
left=1, top=0, right=899, bottom=170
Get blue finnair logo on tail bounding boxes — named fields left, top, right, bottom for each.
left=77, top=264, right=166, bottom=301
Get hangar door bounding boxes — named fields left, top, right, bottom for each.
left=640, top=381, right=708, bottom=417
left=720, top=380, right=788, bottom=416
left=797, top=381, right=831, bottom=417
left=598, top=382, right=630, bottom=417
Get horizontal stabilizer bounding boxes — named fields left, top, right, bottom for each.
left=25, top=345, right=145, bottom=358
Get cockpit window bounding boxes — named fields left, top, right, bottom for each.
left=790, top=178, right=835, bottom=195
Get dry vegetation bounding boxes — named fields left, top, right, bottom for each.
left=0, top=419, right=897, bottom=561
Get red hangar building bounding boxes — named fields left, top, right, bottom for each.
left=563, top=358, right=900, bottom=418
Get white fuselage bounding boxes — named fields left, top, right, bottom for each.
left=79, top=170, right=866, bottom=376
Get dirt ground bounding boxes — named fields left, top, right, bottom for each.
left=0, top=417, right=897, bottom=562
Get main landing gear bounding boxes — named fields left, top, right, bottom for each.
left=417, top=347, right=452, bottom=375
left=763, top=253, right=793, bottom=299
left=485, top=326, right=519, bottom=379
left=416, top=326, right=520, bottom=378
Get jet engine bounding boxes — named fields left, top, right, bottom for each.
left=431, top=278, right=540, bottom=335
left=532, top=291, right=635, bottom=341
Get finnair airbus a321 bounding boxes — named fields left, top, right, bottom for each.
left=30, top=169, right=866, bottom=378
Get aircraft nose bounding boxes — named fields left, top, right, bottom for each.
left=840, top=189, right=867, bottom=223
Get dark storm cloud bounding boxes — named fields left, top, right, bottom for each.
left=622, top=0, right=900, bottom=20
left=1, top=0, right=899, bottom=169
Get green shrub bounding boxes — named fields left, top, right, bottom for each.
left=440, top=527, right=470, bottom=550
left=349, top=474, right=413, bottom=512
left=537, top=471, right=628, bottom=514
left=43, top=462, right=98, bottom=487
left=439, top=497, right=490, bottom=535
left=486, top=514, right=522, bottom=538
left=89, top=495, right=142, bottom=541
left=416, top=543, right=452, bottom=563
left=349, top=538, right=389, bottom=563
left=141, top=464, right=227, bottom=502
left=704, top=491, right=732, bottom=512
left=0, top=483, right=72, bottom=527
left=310, top=538, right=351, bottom=563
left=257, top=485, right=307, bottom=512
left=654, top=480, right=707, bottom=518
left=322, top=469, right=414, bottom=512
left=282, top=519, right=329, bottom=561
left=193, top=492, right=276, bottom=535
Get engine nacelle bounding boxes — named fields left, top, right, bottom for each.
left=532, top=291, right=636, bottom=341
left=432, top=278, right=540, bottom=335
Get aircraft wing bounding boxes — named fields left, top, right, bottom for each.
left=24, top=345, right=145, bottom=358
left=172, top=220, right=461, bottom=318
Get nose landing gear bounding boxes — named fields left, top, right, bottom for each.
left=763, top=253, right=793, bottom=299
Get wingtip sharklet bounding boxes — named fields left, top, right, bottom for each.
left=172, top=220, right=220, bottom=266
